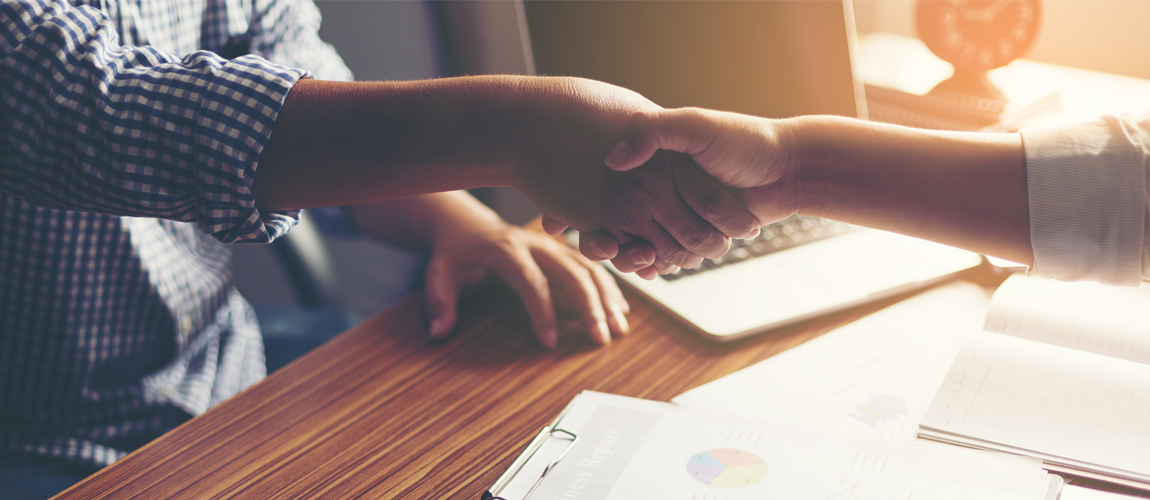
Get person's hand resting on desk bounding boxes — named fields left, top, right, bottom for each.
left=349, top=191, right=629, bottom=349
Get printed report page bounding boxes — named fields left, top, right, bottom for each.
left=494, top=392, right=1052, bottom=500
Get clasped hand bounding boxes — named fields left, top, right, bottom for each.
left=501, top=80, right=764, bottom=277
left=537, top=107, right=796, bottom=278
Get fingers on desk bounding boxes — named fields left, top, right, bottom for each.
left=425, top=233, right=630, bottom=349
left=533, top=247, right=622, bottom=345
left=424, top=257, right=465, bottom=341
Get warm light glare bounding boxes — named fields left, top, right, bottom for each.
left=854, top=0, right=1150, bottom=80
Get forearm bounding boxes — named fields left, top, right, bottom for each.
left=348, top=191, right=505, bottom=252
left=790, top=116, right=1032, bottom=263
left=255, top=77, right=516, bottom=209
left=254, top=76, right=642, bottom=210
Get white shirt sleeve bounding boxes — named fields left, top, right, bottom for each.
left=1021, top=114, right=1150, bottom=285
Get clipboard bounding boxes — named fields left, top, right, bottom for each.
left=483, top=396, right=581, bottom=500
left=481, top=391, right=1062, bottom=500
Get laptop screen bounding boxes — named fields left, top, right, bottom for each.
left=524, top=0, right=865, bottom=120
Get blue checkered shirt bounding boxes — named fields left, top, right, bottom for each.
left=1, top=0, right=351, bottom=468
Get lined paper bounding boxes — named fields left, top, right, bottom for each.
left=921, top=334, right=1150, bottom=478
left=984, top=275, right=1150, bottom=365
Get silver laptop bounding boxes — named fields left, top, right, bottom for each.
left=528, top=0, right=983, bottom=341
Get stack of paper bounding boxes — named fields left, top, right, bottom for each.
left=919, top=276, right=1150, bottom=490
left=493, top=391, right=1057, bottom=500
left=491, top=283, right=1072, bottom=500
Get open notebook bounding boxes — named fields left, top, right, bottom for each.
left=919, top=275, right=1150, bottom=490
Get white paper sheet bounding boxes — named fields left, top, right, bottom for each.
left=984, top=275, right=1150, bottom=365
left=673, top=282, right=992, bottom=439
left=920, top=333, right=1150, bottom=482
left=493, top=391, right=1053, bottom=500
left=1059, top=485, right=1143, bottom=500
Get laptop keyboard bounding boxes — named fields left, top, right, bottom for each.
left=661, top=215, right=855, bottom=281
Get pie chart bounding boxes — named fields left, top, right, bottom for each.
left=686, top=448, right=768, bottom=488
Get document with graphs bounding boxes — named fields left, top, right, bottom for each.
left=919, top=275, right=1150, bottom=490
left=485, top=391, right=1057, bottom=500
left=673, top=281, right=993, bottom=440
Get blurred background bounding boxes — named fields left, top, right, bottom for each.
left=233, top=0, right=1150, bottom=320
left=854, top=0, right=1150, bottom=80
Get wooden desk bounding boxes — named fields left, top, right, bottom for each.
left=54, top=252, right=999, bottom=499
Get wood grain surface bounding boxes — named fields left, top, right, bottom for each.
left=54, top=267, right=998, bottom=500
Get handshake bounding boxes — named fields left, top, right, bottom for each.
left=506, top=76, right=1030, bottom=282
left=529, top=105, right=799, bottom=281
left=511, top=80, right=812, bottom=282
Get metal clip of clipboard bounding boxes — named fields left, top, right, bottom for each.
left=483, top=398, right=581, bottom=500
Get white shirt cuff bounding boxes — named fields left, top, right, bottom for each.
left=1022, top=115, right=1147, bottom=285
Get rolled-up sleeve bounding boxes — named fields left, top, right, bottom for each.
left=1, top=0, right=309, bottom=243
left=1021, top=113, right=1150, bottom=285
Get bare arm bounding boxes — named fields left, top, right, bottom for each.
left=793, top=116, right=1030, bottom=264
left=253, top=77, right=760, bottom=268
left=254, top=77, right=536, bottom=208
left=598, top=109, right=1032, bottom=270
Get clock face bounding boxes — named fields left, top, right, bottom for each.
left=917, top=0, right=1042, bottom=72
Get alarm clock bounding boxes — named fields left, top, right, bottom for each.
left=916, top=0, right=1043, bottom=102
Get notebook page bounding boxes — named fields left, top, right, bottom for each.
left=921, top=333, right=1150, bottom=477
left=984, top=275, right=1150, bottom=365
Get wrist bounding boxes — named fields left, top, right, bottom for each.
left=426, top=192, right=511, bottom=245
left=505, top=76, right=658, bottom=199
left=784, top=115, right=862, bottom=219
left=775, top=116, right=830, bottom=218
left=769, top=117, right=804, bottom=218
